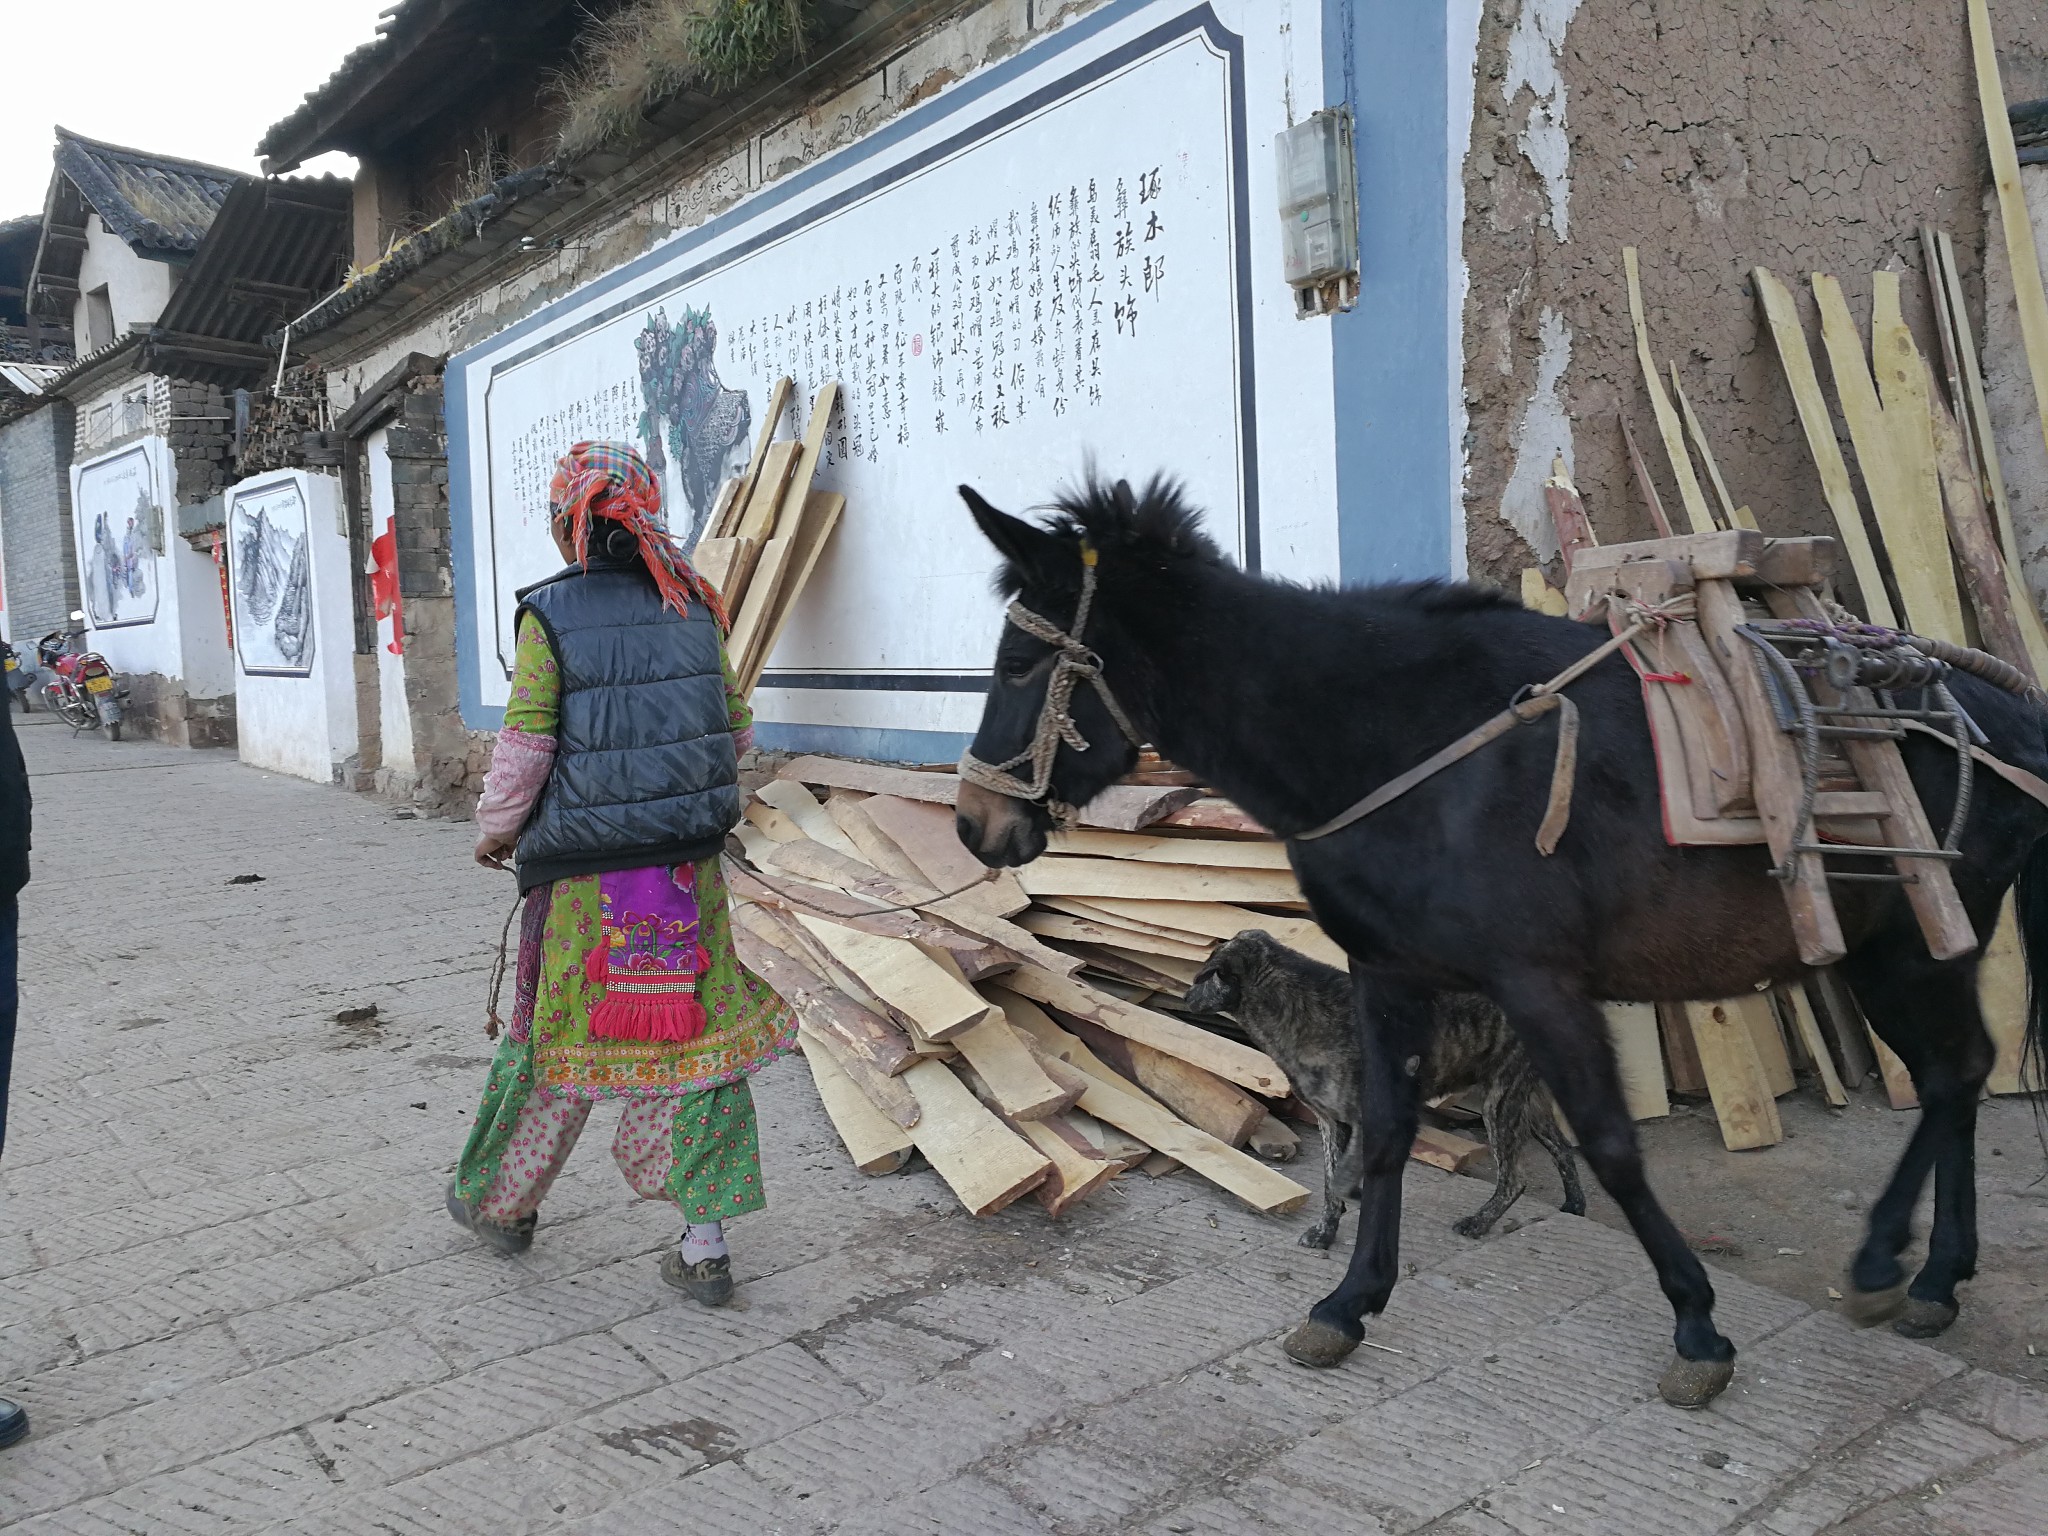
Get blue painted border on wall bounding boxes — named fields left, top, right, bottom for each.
left=1325, top=0, right=1453, bottom=585
left=754, top=721, right=969, bottom=762
left=448, top=0, right=1162, bottom=735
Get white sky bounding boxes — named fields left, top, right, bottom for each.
left=0, top=1, right=396, bottom=220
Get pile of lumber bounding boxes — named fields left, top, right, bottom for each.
left=1515, top=12, right=2048, bottom=1153
left=694, top=377, right=846, bottom=694
left=727, top=756, right=1358, bottom=1218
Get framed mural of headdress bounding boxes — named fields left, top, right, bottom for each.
left=635, top=305, right=753, bottom=548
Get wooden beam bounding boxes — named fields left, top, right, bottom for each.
left=800, top=1035, right=913, bottom=1174
left=1779, top=984, right=1848, bottom=1108
left=1043, top=829, right=1294, bottom=870
left=1069, top=1064, right=1308, bottom=1214
left=1051, top=895, right=1344, bottom=969
left=1869, top=272, right=1969, bottom=643
left=1671, top=367, right=1738, bottom=531
left=860, top=795, right=1028, bottom=913
left=1928, top=372, right=2034, bottom=674
left=1124, top=1042, right=1266, bottom=1147
left=901, top=1058, right=1051, bottom=1215
left=1753, top=266, right=1897, bottom=627
left=1002, top=965, right=1289, bottom=1096
left=755, top=780, right=866, bottom=862
left=1604, top=1002, right=1670, bottom=1121
left=776, top=755, right=1199, bottom=832
left=795, top=914, right=996, bottom=1042
left=1625, top=247, right=1717, bottom=534
left=1684, top=1000, right=1783, bottom=1149
left=1015, top=855, right=1305, bottom=908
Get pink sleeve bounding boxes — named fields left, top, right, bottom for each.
left=475, top=728, right=556, bottom=841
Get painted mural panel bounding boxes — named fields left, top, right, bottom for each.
left=73, top=445, right=161, bottom=628
left=455, top=9, right=1253, bottom=723
left=228, top=477, right=316, bottom=676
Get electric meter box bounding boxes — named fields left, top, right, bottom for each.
left=1274, top=109, right=1359, bottom=309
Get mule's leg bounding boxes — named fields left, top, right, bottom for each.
left=1499, top=974, right=1734, bottom=1407
left=1300, top=1116, right=1348, bottom=1250
left=1284, top=976, right=1433, bottom=1368
left=1838, top=945, right=1992, bottom=1336
left=1452, top=1081, right=1526, bottom=1239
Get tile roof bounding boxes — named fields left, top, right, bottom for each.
left=51, top=128, right=238, bottom=257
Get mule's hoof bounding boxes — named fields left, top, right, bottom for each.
left=1842, top=1278, right=1908, bottom=1328
left=1450, top=1216, right=1490, bottom=1240
left=1892, top=1298, right=1960, bottom=1338
left=1297, top=1225, right=1336, bottom=1250
left=1658, top=1354, right=1735, bottom=1409
left=1282, top=1318, right=1359, bottom=1368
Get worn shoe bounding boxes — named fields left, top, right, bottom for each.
left=0, top=1398, right=28, bottom=1448
left=660, top=1249, right=733, bottom=1307
left=444, top=1179, right=535, bottom=1256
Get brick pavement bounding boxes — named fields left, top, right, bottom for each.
left=2, top=713, right=2044, bottom=1534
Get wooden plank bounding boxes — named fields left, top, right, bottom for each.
left=1619, top=408, right=1676, bottom=538
left=1017, top=910, right=1215, bottom=963
left=1604, top=1002, right=1670, bottom=1121
left=1692, top=578, right=1846, bottom=966
left=1038, top=897, right=1220, bottom=950
left=1869, top=1029, right=1919, bottom=1110
left=1869, top=272, right=1969, bottom=643
left=1249, top=1112, right=1300, bottom=1162
left=1671, top=367, right=1738, bottom=531
left=719, top=376, right=791, bottom=540
left=744, top=488, right=846, bottom=694
left=1002, top=964, right=1289, bottom=1096
left=1544, top=456, right=1599, bottom=576
left=1656, top=1001, right=1706, bottom=1096
left=770, top=382, right=840, bottom=539
left=1016, top=855, right=1305, bottom=908
left=755, top=780, right=866, bottom=861
left=735, top=439, right=801, bottom=543
left=743, top=802, right=805, bottom=843
left=1934, top=226, right=2048, bottom=681
left=1684, top=999, right=1784, bottom=1149
left=1125, top=1042, right=1266, bottom=1146
left=1780, top=984, right=1848, bottom=1108
left=795, top=1022, right=920, bottom=1131
left=776, top=756, right=1199, bottom=831
left=1753, top=266, right=1897, bottom=627
left=1625, top=247, right=1718, bottom=535
left=1067, top=1106, right=1153, bottom=1170
left=691, top=536, right=756, bottom=603
left=1149, top=799, right=1272, bottom=836
left=861, top=795, right=1028, bottom=913
left=1044, top=828, right=1294, bottom=870
left=731, top=906, right=919, bottom=1081
left=1929, top=378, right=2033, bottom=673
left=1015, top=1115, right=1117, bottom=1216
left=1981, top=895, right=2029, bottom=1096
left=1410, top=1125, right=1488, bottom=1174
left=824, top=791, right=928, bottom=882
left=901, top=1058, right=1052, bottom=1215
left=1567, top=529, right=1762, bottom=583
left=950, top=1012, right=1076, bottom=1120
left=1095, top=945, right=1202, bottom=987
left=800, top=1035, right=914, bottom=1174
left=1068, top=1063, right=1309, bottom=1214
left=1073, top=945, right=1191, bottom=998
left=726, top=536, right=796, bottom=693
left=795, top=914, right=995, bottom=1042
left=1057, top=896, right=1345, bottom=969
left=1735, top=991, right=1796, bottom=1098
left=1808, top=968, right=1875, bottom=1090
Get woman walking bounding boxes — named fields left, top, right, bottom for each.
left=447, top=441, right=793, bottom=1305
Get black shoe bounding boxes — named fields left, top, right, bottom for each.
left=0, top=1399, right=28, bottom=1448
left=444, top=1179, right=535, bottom=1256
left=660, top=1249, right=733, bottom=1307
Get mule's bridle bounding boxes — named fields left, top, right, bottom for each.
left=958, top=542, right=1144, bottom=826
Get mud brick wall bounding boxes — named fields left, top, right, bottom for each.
left=166, top=380, right=233, bottom=505
left=1463, top=0, right=2048, bottom=609
left=0, top=401, right=80, bottom=645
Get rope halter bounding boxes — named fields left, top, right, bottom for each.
left=958, top=541, right=1145, bottom=827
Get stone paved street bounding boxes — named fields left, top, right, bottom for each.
left=2, top=715, right=2045, bottom=1534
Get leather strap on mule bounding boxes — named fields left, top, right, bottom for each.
left=1294, top=612, right=1661, bottom=850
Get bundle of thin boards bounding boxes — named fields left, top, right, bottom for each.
left=693, top=377, right=847, bottom=694
left=727, top=756, right=1525, bottom=1218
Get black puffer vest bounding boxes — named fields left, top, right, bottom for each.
left=513, top=557, right=740, bottom=891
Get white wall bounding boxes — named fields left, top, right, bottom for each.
left=366, top=427, right=415, bottom=784
left=71, top=215, right=176, bottom=348
left=227, top=470, right=359, bottom=783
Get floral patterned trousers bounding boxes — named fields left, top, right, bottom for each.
left=457, top=1036, right=766, bottom=1224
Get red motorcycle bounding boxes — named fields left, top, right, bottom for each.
left=38, top=615, right=125, bottom=740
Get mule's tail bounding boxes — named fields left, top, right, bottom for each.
left=2013, top=835, right=2048, bottom=1113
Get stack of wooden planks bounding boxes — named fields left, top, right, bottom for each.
left=693, top=377, right=847, bottom=694
left=1586, top=207, right=2048, bottom=1147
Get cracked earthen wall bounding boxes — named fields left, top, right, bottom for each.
left=1463, top=0, right=2048, bottom=609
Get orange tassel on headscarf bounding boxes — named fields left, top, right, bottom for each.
left=548, top=440, right=729, bottom=631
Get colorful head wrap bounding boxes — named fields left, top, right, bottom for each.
left=548, top=440, right=727, bottom=628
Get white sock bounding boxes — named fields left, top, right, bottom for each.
left=679, top=1221, right=726, bottom=1263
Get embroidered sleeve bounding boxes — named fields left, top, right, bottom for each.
left=723, top=635, right=755, bottom=758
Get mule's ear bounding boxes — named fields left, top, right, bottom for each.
left=960, top=485, right=1065, bottom=578
left=1111, top=479, right=1138, bottom=515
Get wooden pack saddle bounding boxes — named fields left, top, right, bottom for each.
left=1565, top=529, right=1977, bottom=968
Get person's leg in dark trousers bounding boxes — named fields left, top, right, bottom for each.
left=0, top=893, right=24, bottom=1448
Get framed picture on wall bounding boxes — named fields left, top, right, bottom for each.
left=227, top=476, right=316, bottom=677
left=73, top=445, right=162, bottom=629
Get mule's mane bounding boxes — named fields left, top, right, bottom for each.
left=1050, top=476, right=1223, bottom=560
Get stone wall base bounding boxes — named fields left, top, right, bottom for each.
left=116, top=673, right=237, bottom=748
